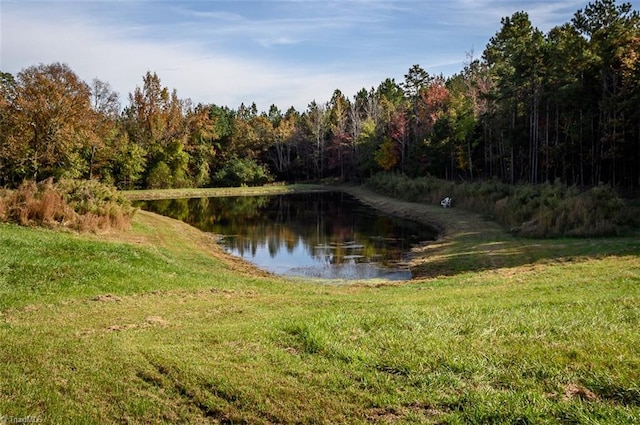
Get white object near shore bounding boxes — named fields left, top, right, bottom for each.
left=440, top=197, right=452, bottom=208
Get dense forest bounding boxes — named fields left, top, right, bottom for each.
left=1, top=0, right=639, bottom=192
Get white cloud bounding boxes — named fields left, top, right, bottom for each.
left=446, top=0, right=591, bottom=31
left=0, top=3, right=386, bottom=110
left=257, top=36, right=301, bottom=48
left=5, top=0, right=632, bottom=112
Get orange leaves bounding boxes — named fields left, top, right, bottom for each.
left=417, top=77, right=450, bottom=135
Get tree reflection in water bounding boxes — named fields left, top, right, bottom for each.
left=135, top=192, right=437, bottom=280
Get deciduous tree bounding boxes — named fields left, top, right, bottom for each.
left=3, top=63, right=97, bottom=182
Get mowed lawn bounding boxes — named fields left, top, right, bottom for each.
left=1, top=190, right=639, bottom=424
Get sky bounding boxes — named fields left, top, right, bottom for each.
left=2, top=0, right=639, bottom=112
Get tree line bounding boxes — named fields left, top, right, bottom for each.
left=1, top=0, right=639, bottom=191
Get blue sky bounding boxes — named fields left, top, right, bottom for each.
left=2, top=0, right=639, bottom=111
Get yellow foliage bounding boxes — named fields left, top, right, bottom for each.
left=375, top=138, right=398, bottom=171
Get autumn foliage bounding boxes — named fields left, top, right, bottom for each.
left=1, top=0, right=639, bottom=193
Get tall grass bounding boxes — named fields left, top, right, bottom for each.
left=366, top=173, right=630, bottom=237
left=0, top=178, right=134, bottom=232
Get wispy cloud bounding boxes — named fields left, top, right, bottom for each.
left=1, top=2, right=388, bottom=110
left=444, top=0, right=588, bottom=31
left=257, top=37, right=301, bottom=48
left=3, top=0, right=635, bottom=111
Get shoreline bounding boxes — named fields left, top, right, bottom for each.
left=336, top=185, right=511, bottom=278
left=124, top=184, right=510, bottom=280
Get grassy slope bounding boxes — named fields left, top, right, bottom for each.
left=1, top=186, right=639, bottom=424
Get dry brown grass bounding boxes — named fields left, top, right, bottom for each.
left=0, top=190, right=7, bottom=221
left=2, top=180, right=75, bottom=226
left=0, top=178, right=134, bottom=233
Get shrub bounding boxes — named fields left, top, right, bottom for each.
left=0, top=180, right=75, bottom=226
left=0, top=178, right=135, bottom=232
left=146, top=162, right=173, bottom=189
left=563, top=185, right=625, bottom=237
left=213, top=158, right=273, bottom=187
left=505, top=183, right=624, bottom=237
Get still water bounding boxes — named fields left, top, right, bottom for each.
left=135, top=191, right=437, bottom=280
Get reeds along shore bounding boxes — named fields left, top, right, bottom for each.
left=366, top=173, right=636, bottom=237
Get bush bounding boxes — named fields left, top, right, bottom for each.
left=0, top=180, right=75, bottom=226
left=502, top=183, right=624, bottom=237
left=0, top=178, right=135, bottom=232
left=146, top=162, right=173, bottom=189
left=212, top=158, right=273, bottom=187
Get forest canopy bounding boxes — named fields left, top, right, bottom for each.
left=1, top=0, right=639, bottom=191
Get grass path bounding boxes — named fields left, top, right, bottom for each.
left=340, top=186, right=640, bottom=279
left=339, top=186, right=511, bottom=276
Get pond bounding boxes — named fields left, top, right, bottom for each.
left=135, top=191, right=438, bottom=280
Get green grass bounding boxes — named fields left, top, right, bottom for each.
left=120, top=183, right=326, bottom=201
left=1, top=188, right=640, bottom=424
left=0, top=222, right=235, bottom=309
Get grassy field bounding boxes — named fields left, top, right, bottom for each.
left=1, top=186, right=639, bottom=424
